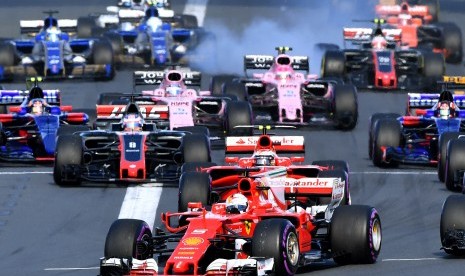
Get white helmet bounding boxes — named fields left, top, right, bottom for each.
left=45, top=27, right=61, bottom=42
left=226, top=193, right=248, bottom=214
left=166, top=85, right=182, bottom=96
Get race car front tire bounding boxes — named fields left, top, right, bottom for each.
left=252, top=219, right=299, bottom=276
left=333, top=84, right=358, bottom=130
left=422, top=52, right=445, bottom=91
left=372, top=118, right=401, bottom=167
left=182, top=133, right=211, bottom=163
left=104, top=219, right=153, bottom=260
left=331, top=205, right=382, bottom=264
left=440, top=195, right=465, bottom=255
left=103, top=32, right=124, bottom=57
left=92, top=40, right=115, bottom=79
left=368, top=113, right=401, bottom=159
left=53, top=135, right=83, bottom=186
left=178, top=172, right=211, bottom=212
left=438, top=132, right=463, bottom=183
left=225, top=101, right=253, bottom=136
left=321, top=50, right=345, bottom=78
left=445, top=139, right=465, bottom=191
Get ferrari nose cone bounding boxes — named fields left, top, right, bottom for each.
left=173, top=261, right=191, bottom=274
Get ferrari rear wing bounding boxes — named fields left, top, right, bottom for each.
left=19, top=19, right=77, bottom=35
left=0, top=89, right=61, bottom=106
left=133, top=71, right=202, bottom=86
left=225, top=135, right=305, bottom=153
left=243, top=55, right=309, bottom=71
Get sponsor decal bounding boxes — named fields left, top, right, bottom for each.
left=306, top=84, right=325, bottom=88
left=177, top=251, right=195, bottom=255
left=244, top=220, right=252, bottom=235
left=192, top=229, right=207, bottom=234
left=279, top=84, right=298, bottom=88
left=170, top=101, right=190, bottom=107
left=182, top=237, right=204, bottom=246
left=174, top=256, right=193, bottom=260
left=227, top=136, right=303, bottom=146
left=236, top=138, right=245, bottom=144
left=199, top=101, right=219, bottom=105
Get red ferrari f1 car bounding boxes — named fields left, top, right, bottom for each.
left=99, top=126, right=382, bottom=275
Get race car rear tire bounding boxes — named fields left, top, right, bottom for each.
left=445, top=139, right=465, bottom=191
left=317, top=169, right=350, bottom=206
left=53, top=135, right=83, bottom=186
left=440, top=195, right=465, bottom=255
left=333, top=84, right=358, bottom=130
left=321, top=50, right=345, bottom=78
left=439, top=22, right=463, bottom=64
left=225, top=101, right=253, bottom=136
left=77, top=16, right=96, bottom=38
left=104, top=219, right=153, bottom=260
left=176, top=126, right=210, bottom=137
left=181, top=14, right=198, bottom=29
left=331, top=205, right=382, bottom=264
left=210, top=74, right=238, bottom=96
left=369, top=113, right=401, bottom=159
left=56, top=125, right=90, bottom=138
left=422, top=52, right=445, bottom=91
left=182, top=133, right=211, bottom=163
left=438, top=132, right=463, bottom=183
left=222, top=80, right=248, bottom=101
left=178, top=172, right=211, bottom=212
left=252, top=219, right=299, bottom=275
left=372, top=118, right=401, bottom=167
left=0, top=42, right=15, bottom=67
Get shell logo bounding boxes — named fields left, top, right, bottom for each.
left=182, top=237, right=204, bottom=246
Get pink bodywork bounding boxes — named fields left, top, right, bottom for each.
left=141, top=70, right=213, bottom=130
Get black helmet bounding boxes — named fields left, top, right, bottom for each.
left=29, top=86, right=44, bottom=100
left=43, top=16, right=58, bottom=29
left=145, top=6, right=159, bottom=19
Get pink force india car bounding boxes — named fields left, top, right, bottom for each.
left=222, top=47, right=358, bottom=130
left=99, top=126, right=382, bottom=275
left=93, top=70, right=254, bottom=138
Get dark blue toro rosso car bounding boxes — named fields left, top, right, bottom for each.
left=0, top=12, right=115, bottom=81
left=369, top=87, right=465, bottom=172
left=0, top=86, right=89, bottom=162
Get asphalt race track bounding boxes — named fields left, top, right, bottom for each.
left=0, top=1, right=465, bottom=275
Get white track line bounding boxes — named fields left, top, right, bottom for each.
left=0, top=171, right=51, bottom=175
left=184, top=0, right=209, bottom=26
left=351, top=171, right=437, bottom=175
left=118, top=186, right=162, bottom=230
left=44, top=267, right=99, bottom=271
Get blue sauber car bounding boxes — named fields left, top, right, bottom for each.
left=0, top=86, right=89, bottom=162
left=369, top=88, right=465, bottom=168
left=0, top=12, right=115, bottom=81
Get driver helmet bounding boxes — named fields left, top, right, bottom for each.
left=122, top=113, right=144, bottom=131
left=225, top=193, right=248, bottom=214
left=146, top=16, right=162, bottom=32
left=438, top=101, right=455, bottom=119
left=166, top=84, right=183, bottom=96
left=30, top=99, right=46, bottom=115
left=254, top=150, right=276, bottom=166
left=145, top=6, right=159, bottom=20
left=45, top=27, right=61, bottom=42
left=371, top=35, right=387, bottom=50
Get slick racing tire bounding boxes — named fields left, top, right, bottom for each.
left=0, top=42, right=15, bottom=67
left=321, top=50, right=345, bottom=78
left=438, top=22, right=463, bottom=64
left=104, top=219, right=153, bottom=260
left=178, top=172, right=211, bottom=212
left=438, top=132, right=463, bottom=183
left=104, top=32, right=124, bottom=56
left=440, top=195, right=465, bottom=256
left=333, top=84, right=358, bottom=130
left=445, top=139, right=465, bottom=191
left=210, top=74, right=238, bottom=96
left=182, top=133, right=211, bottom=163
left=422, top=52, right=445, bottom=91
left=176, top=126, right=210, bottom=137
left=181, top=162, right=217, bottom=174
left=92, top=40, right=115, bottom=80
left=368, top=113, right=401, bottom=159
left=222, top=80, right=248, bottom=101
left=56, top=125, right=90, bottom=138
left=331, top=205, right=382, bottom=265
left=225, top=101, right=253, bottom=136
left=252, top=219, right=299, bottom=276
left=317, top=169, right=350, bottom=206
left=77, top=16, right=97, bottom=38
left=372, top=118, right=401, bottom=167
left=53, top=135, right=83, bottom=186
